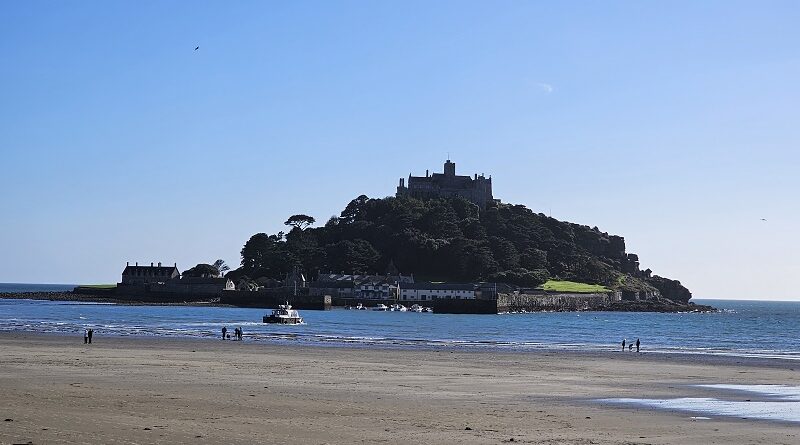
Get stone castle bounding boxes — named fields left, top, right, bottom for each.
left=395, top=159, right=494, bottom=209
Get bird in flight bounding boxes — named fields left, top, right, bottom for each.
left=760, top=218, right=767, bottom=221
left=194, top=46, right=199, bottom=51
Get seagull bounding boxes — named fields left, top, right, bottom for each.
left=194, top=46, right=199, bottom=51
left=760, top=218, right=767, bottom=221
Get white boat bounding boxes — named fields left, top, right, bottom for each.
left=263, top=303, right=303, bottom=324
left=422, top=307, right=433, bottom=313
left=346, top=303, right=365, bottom=310
left=410, top=304, right=423, bottom=313
left=373, top=304, right=389, bottom=311
left=391, top=304, right=408, bottom=312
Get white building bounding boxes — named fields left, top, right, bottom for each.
left=399, top=283, right=476, bottom=302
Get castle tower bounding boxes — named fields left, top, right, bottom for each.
left=444, top=159, right=455, bottom=177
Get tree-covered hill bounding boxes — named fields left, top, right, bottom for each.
left=228, top=195, right=692, bottom=303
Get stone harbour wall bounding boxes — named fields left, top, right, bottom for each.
left=497, top=291, right=620, bottom=312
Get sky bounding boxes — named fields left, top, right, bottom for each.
left=1, top=1, right=798, bottom=300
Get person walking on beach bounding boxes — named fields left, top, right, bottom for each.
left=621, top=339, right=626, bottom=352
left=636, top=338, right=640, bottom=352
left=87, top=329, right=93, bottom=344
left=222, top=326, right=227, bottom=340
left=238, top=327, right=243, bottom=341
left=84, top=329, right=88, bottom=344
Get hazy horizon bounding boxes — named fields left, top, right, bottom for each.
left=2, top=1, right=798, bottom=300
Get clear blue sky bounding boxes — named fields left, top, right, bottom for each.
left=1, top=1, right=798, bottom=300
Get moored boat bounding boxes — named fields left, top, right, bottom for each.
left=373, top=303, right=389, bottom=311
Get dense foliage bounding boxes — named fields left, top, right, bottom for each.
left=230, top=195, right=690, bottom=299
left=182, top=263, right=221, bottom=278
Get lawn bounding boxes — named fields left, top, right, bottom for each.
left=538, top=280, right=609, bottom=293
left=76, top=284, right=117, bottom=289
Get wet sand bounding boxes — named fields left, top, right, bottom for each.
left=1, top=332, right=798, bottom=444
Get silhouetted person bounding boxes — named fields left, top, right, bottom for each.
left=84, top=329, right=88, bottom=344
left=621, top=339, right=626, bottom=352
left=238, top=327, right=243, bottom=340
left=222, top=326, right=227, bottom=340
left=87, top=329, right=93, bottom=344
left=636, top=338, right=640, bottom=352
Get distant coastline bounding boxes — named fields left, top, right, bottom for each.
left=0, top=290, right=226, bottom=307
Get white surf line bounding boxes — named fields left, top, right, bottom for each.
left=600, top=385, right=800, bottom=423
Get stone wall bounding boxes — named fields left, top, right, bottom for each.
left=497, top=291, right=620, bottom=312
left=433, top=291, right=622, bottom=314
left=432, top=298, right=498, bottom=314
left=220, top=290, right=331, bottom=310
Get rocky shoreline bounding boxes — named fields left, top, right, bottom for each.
left=605, top=299, right=717, bottom=313
left=0, top=292, right=224, bottom=306
left=1, top=291, right=716, bottom=312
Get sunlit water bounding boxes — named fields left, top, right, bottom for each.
left=2, top=285, right=800, bottom=358
left=602, top=385, right=800, bottom=423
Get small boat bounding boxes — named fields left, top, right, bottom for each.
left=422, top=307, right=433, bottom=313
left=410, top=304, right=423, bottom=313
left=263, top=302, right=303, bottom=324
left=373, top=304, right=389, bottom=311
left=390, top=304, right=407, bottom=312
left=346, top=303, right=365, bottom=310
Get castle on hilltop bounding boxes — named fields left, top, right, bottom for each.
left=396, top=159, right=494, bottom=209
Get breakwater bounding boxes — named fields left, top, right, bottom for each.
left=220, top=291, right=331, bottom=310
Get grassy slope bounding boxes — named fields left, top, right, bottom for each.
left=539, top=280, right=610, bottom=293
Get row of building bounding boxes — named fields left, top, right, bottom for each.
left=119, top=263, right=494, bottom=302
left=307, top=273, right=483, bottom=301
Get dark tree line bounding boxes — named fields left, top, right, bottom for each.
left=228, top=195, right=689, bottom=297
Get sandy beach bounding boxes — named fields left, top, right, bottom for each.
left=1, top=333, right=798, bottom=444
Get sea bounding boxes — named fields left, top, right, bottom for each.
left=1, top=283, right=799, bottom=359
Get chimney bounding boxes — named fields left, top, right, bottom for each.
left=135, top=262, right=138, bottom=266
left=426, top=169, right=429, bottom=177
left=158, top=262, right=162, bottom=267
left=174, top=262, right=177, bottom=267
left=151, top=262, right=154, bottom=267
left=474, top=173, right=477, bottom=180
left=127, top=261, right=129, bottom=266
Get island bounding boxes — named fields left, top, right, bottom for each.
left=2, top=160, right=714, bottom=313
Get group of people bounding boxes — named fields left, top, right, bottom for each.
left=221, top=326, right=243, bottom=341
left=621, top=338, right=640, bottom=352
left=83, top=329, right=94, bottom=344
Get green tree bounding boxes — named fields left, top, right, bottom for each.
left=324, top=239, right=379, bottom=273
left=212, top=259, right=230, bottom=276
left=240, top=232, right=297, bottom=279
left=183, top=263, right=220, bottom=278
left=284, top=214, right=316, bottom=230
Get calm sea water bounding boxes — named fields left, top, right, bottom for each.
left=1, top=284, right=799, bottom=359
left=0, top=283, right=76, bottom=293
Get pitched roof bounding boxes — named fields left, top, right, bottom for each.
left=122, top=265, right=179, bottom=276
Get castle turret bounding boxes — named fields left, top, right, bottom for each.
left=444, top=159, right=455, bottom=177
